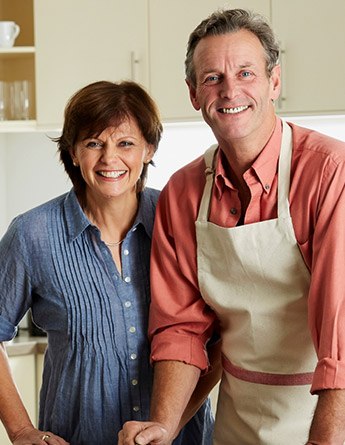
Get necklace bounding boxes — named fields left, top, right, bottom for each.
left=104, top=238, right=125, bottom=247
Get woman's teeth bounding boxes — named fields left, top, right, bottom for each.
left=220, top=105, right=249, bottom=114
left=98, top=170, right=126, bottom=178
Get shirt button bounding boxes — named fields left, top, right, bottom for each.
left=129, top=326, right=136, bottom=333
left=131, top=379, right=138, bottom=386
left=124, top=276, right=131, bottom=283
left=230, top=207, right=237, bottom=215
left=130, top=353, right=137, bottom=360
left=123, top=249, right=129, bottom=256
left=133, top=406, right=140, bottom=412
left=264, top=184, right=270, bottom=190
left=124, top=301, right=132, bottom=308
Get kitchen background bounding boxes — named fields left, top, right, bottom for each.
left=0, top=0, right=344, bottom=441
left=0, top=0, right=344, bottom=237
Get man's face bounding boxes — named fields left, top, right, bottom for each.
left=187, top=30, right=281, bottom=149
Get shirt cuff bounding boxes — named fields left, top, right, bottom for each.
left=151, top=331, right=209, bottom=372
left=311, top=357, right=345, bottom=393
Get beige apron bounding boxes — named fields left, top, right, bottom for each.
left=196, top=121, right=318, bottom=445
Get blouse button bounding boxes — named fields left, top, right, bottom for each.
left=131, top=379, right=138, bottom=386
left=124, top=301, right=132, bottom=308
left=230, top=207, right=237, bottom=215
left=129, top=326, right=136, bottom=333
left=124, top=276, right=131, bottom=283
left=264, top=184, right=270, bottom=190
left=130, top=353, right=137, bottom=360
left=123, top=249, right=129, bottom=256
left=133, top=406, right=140, bottom=412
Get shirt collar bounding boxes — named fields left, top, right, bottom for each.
left=214, top=116, right=283, bottom=198
left=63, top=188, right=155, bottom=242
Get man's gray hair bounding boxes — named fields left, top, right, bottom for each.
left=185, top=9, right=280, bottom=87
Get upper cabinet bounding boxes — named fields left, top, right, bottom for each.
left=149, top=0, right=271, bottom=121
left=0, top=0, right=36, bottom=128
left=34, top=0, right=149, bottom=128
left=0, top=0, right=344, bottom=131
left=272, top=0, right=345, bottom=115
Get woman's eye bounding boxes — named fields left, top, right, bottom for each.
left=119, top=141, right=134, bottom=147
left=85, top=141, right=102, bottom=149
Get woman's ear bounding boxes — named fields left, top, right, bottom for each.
left=144, top=144, right=155, bottom=164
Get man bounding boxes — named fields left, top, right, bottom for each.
left=119, top=9, right=345, bottom=445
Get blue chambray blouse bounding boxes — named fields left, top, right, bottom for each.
left=0, top=188, right=214, bottom=445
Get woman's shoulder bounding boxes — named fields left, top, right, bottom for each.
left=142, top=187, right=160, bottom=207
left=5, top=192, right=69, bottom=239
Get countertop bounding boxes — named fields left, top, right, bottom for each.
left=4, top=331, right=47, bottom=357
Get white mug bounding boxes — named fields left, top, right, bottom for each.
left=0, top=21, right=20, bottom=48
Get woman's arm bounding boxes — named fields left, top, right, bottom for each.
left=0, top=342, right=69, bottom=444
left=0, top=342, right=36, bottom=442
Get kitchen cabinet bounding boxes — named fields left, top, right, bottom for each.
left=149, top=0, right=271, bottom=121
left=1, top=1, right=345, bottom=131
left=272, top=0, right=345, bottom=115
left=34, top=0, right=149, bottom=129
left=0, top=0, right=36, bottom=130
left=0, top=354, right=36, bottom=445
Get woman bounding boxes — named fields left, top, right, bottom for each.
left=0, top=81, right=216, bottom=444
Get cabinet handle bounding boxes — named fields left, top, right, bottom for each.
left=130, top=51, right=140, bottom=82
left=278, top=45, right=287, bottom=110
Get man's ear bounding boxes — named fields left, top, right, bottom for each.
left=270, top=64, right=281, bottom=101
left=186, top=79, right=201, bottom=111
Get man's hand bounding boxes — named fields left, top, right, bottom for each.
left=118, top=421, right=172, bottom=445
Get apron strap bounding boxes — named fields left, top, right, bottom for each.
left=277, top=120, right=293, bottom=219
left=198, top=144, right=218, bottom=223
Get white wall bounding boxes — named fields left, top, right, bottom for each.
left=1, top=114, right=345, bottom=237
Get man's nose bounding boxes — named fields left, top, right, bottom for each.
left=220, top=76, right=238, bottom=99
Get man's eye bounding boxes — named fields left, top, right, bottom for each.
left=204, top=75, right=220, bottom=84
left=241, top=71, right=252, bottom=78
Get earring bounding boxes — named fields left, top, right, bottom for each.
left=73, top=161, right=78, bottom=167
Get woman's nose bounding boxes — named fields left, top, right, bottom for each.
left=101, top=144, right=120, bottom=162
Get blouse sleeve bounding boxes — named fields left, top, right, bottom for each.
left=0, top=217, right=33, bottom=341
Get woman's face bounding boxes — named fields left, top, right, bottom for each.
left=72, top=117, right=154, bottom=202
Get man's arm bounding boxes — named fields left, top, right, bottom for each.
left=118, top=360, right=200, bottom=445
left=306, top=389, right=345, bottom=445
left=177, top=339, right=221, bottom=431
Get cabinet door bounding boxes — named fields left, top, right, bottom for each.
left=34, top=0, right=149, bottom=128
left=272, top=0, right=345, bottom=115
left=149, top=0, right=271, bottom=121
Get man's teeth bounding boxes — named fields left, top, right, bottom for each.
left=220, top=106, right=249, bottom=114
left=99, top=170, right=126, bottom=178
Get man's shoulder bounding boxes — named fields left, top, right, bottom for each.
left=290, top=122, right=345, bottom=164
left=167, top=154, right=206, bottom=191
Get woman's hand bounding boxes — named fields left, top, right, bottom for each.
left=12, top=426, right=69, bottom=445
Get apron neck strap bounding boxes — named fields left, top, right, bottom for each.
left=277, top=120, right=293, bottom=218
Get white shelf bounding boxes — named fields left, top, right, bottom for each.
left=0, top=46, right=35, bottom=54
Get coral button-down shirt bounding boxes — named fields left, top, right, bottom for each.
left=149, top=117, right=345, bottom=394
